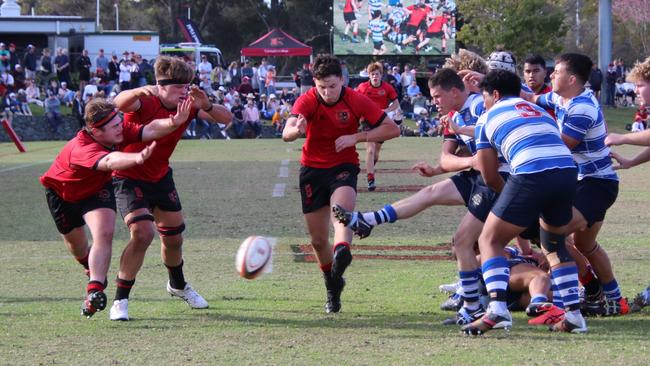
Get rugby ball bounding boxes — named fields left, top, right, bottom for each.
left=236, top=236, right=272, bottom=279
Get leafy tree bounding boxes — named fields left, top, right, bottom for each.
left=612, top=0, right=650, bottom=56
left=457, top=0, right=568, bottom=61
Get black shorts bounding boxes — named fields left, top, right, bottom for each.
left=426, top=31, right=444, bottom=38
left=373, top=41, right=384, bottom=50
left=491, top=168, right=577, bottom=228
left=113, top=168, right=182, bottom=219
left=450, top=170, right=506, bottom=222
left=46, top=182, right=116, bottom=234
left=573, top=177, right=618, bottom=227
left=299, top=163, right=359, bottom=214
left=405, top=24, right=418, bottom=36
left=344, top=11, right=356, bottom=23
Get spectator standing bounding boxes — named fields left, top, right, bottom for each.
left=119, top=58, right=132, bottom=91
left=77, top=49, right=91, bottom=91
left=12, top=64, right=25, bottom=90
left=0, top=43, right=9, bottom=73
left=400, top=64, right=413, bottom=95
left=54, top=48, right=70, bottom=85
left=71, top=90, right=85, bottom=129
left=108, top=55, right=119, bottom=89
left=8, top=43, right=19, bottom=72
left=298, top=63, right=313, bottom=95
left=265, top=65, right=277, bottom=96
left=241, top=60, right=254, bottom=81
left=44, top=91, right=63, bottom=132
left=605, top=63, right=617, bottom=107
left=198, top=55, right=212, bottom=82
left=39, top=48, right=54, bottom=88
left=588, top=63, right=603, bottom=100
left=211, top=65, right=225, bottom=88
left=95, top=48, right=108, bottom=72
left=23, top=45, right=37, bottom=80
left=228, top=61, right=241, bottom=88
left=1, top=68, right=14, bottom=91
left=341, top=61, right=350, bottom=87
left=258, top=58, right=269, bottom=96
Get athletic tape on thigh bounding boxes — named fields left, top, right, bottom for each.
left=157, top=223, right=185, bottom=237
left=126, top=214, right=154, bottom=227
left=540, top=228, right=572, bottom=266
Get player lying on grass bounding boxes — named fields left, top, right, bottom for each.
left=40, top=97, right=192, bottom=318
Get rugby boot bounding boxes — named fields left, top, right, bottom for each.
left=332, top=204, right=374, bottom=239
left=630, top=286, right=650, bottom=312
left=549, top=311, right=587, bottom=333
left=80, top=290, right=107, bottom=318
left=367, top=174, right=376, bottom=191
left=582, top=289, right=605, bottom=317
left=439, top=281, right=460, bottom=294
left=442, top=306, right=485, bottom=325
left=109, top=299, right=129, bottom=321
left=528, top=304, right=565, bottom=326
left=440, top=293, right=462, bottom=312
left=462, top=308, right=512, bottom=336
left=332, top=244, right=352, bottom=279
left=324, top=272, right=346, bottom=313
left=166, top=281, right=209, bottom=309
left=602, top=297, right=629, bottom=316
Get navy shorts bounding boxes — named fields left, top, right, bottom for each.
left=574, top=177, right=618, bottom=227
left=451, top=169, right=506, bottom=222
left=113, top=168, right=182, bottom=219
left=373, top=41, right=384, bottom=50
left=46, top=182, right=116, bottom=234
left=343, top=12, right=356, bottom=23
left=491, top=168, right=577, bottom=228
left=299, top=163, right=359, bottom=214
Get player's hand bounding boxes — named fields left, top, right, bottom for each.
left=335, top=134, right=357, bottom=152
left=136, top=85, right=158, bottom=97
left=530, top=251, right=549, bottom=271
left=172, top=97, right=193, bottom=126
left=189, top=85, right=211, bottom=110
left=411, top=161, right=439, bottom=177
left=610, top=151, right=633, bottom=170
left=459, top=70, right=483, bottom=93
left=443, top=114, right=461, bottom=133
left=137, top=141, right=157, bottom=164
left=295, top=114, right=307, bottom=134
left=604, top=133, right=624, bottom=146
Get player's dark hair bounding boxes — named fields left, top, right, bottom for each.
left=312, top=54, right=342, bottom=79
left=479, top=69, right=521, bottom=97
left=154, top=55, right=194, bottom=84
left=524, top=54, right=546, bottom=68
left=556, top=53, right=593, bottom=84
left=84, top=98, right=116, bottom=128
left=428, top=68, right=464, bottom=92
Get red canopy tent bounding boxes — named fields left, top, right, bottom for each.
left=241, top=28, right=312, bottom=59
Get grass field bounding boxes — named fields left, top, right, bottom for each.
left=1, top=108, right=649, bottom=365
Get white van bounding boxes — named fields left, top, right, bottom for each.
left=159, top=42, right=225, bottom=70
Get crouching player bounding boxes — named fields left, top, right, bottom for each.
left=464, top=70, right=586, bottom=335
left=40, top=97, right=192, bottom=318
left=283, top=54, right=400, bottom=313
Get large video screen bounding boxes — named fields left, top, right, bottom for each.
left=333, top=0, right=457, bottom=56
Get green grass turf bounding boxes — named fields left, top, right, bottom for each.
left=1, top=109, right=649, bottom=364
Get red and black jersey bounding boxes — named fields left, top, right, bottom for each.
left=291, top=87, right=386, bottom=169
left=40, top=126, right=143, bottom=202
left=427, top=16, right=446, bottom=33
left=406, top=5, right=431, bottom=27
left=355, top=81, right=398, bottom=110
left=343, top=0, right=354, bottom=13
left=115, top=95, right=198, bottom=182
left=536, top=84, right=555, bottom=119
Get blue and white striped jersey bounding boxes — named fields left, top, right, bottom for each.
left=475, top=97, right=575, bottom=175
left=369, top=0, right=384, bottom=13
left=388, top=7, right=407, bottom=25
left=537, top=90, right=618, bottom=181
left=448, top=93, right=485, bottom=155
left=368, top=19, right=387, bottom=42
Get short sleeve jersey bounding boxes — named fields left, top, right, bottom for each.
left=114, top=95, right=198, bottom=182
left=406, top=5, right=431, bottom=26
left=40, top=125, right=143, bottom=202
left=443, top=93, right=485, bottom=155
left=355, top=81, right=397, bottom=110
left=291, top=87, right=386, bottom=169
left=475, top=97, right=574, bottom=175
left=427, top=16, right=446, bottom=33
left=536, top=90, right=617, bottom=181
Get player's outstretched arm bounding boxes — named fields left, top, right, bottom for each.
left=438, top=139, right=473, bottom=172
left=610, top=148, right=650, bottom=170
left=334, top=116, right=400, bottom=152
left=113, top=85, right=158, bottom=112
left=190, top=85, right=233, bottom=123
left=411, top=161, right=445, bottom=177
left=141, top=97, right=193, bottom=141
left=96, top=141, right=157, bottom=171
left=605, top=129, right=650, bottom=147
left=283, top=114, right=306, bottom=142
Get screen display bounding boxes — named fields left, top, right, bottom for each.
left=333, top=0, right=458, bottom=56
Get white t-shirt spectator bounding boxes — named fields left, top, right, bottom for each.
left=198, top=60, right=212, bottom=79
left=119, top=63, right=131, bottom=83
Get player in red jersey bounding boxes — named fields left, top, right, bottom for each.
left=523, top=54, right=555, bottom=119
left=109, top=56, right=232, bottom=321
left=417, top=8, right=449, bottom=54
left=40, top=97, right=192, bottom=318
left=283, top=54, right=400, bottom=313
left=355, top=62, right=399, bottom=191
left=402, top=0, right=431, bottom=53
left=342, top=0, right=363, bottom=43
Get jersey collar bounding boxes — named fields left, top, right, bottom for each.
left=316, top=86, right=346, bottom=107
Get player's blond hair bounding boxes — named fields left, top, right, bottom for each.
left=443, top=49, right=488, bottom=74
left=154, top=55, right=195, bottom=84
left=628, top=56, right=650, bottom=83
left=84, top=98, right=115, bottom=128
left=367, top=62, right=384, bottom=75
